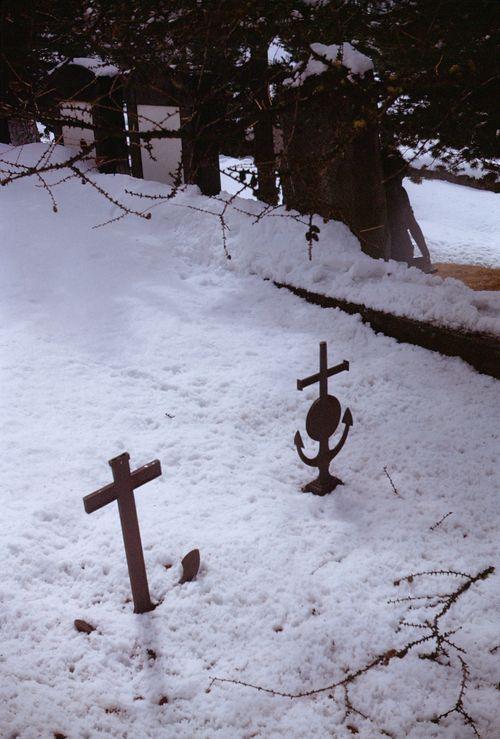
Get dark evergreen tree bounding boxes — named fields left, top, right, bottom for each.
left=1, top=1, right=497, bottom=252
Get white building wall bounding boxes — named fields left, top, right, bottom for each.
left=136, top=104, right=183, bottom=184
left=60, top=103, right=95, bottom=150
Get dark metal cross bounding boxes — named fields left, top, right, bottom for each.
left=83, top=452, right=162, bottom=614
left=297, top=341, right=349, bottom=394
left=295, top=341, right=353, bottom=495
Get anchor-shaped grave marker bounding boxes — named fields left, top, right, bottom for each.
left=295, top=341, right=353, bottom=495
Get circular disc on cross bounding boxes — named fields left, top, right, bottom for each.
left=306, top=395, right=341, bottom=440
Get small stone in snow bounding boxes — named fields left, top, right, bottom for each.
left=74, top=619, right=96, bottom=634
left=179, top=549, right=200, bottom=584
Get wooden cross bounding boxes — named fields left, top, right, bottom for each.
left=83, top=452, right=162, bottom=614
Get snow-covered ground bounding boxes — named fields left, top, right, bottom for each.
left=1, top=145, right=499, bottom=738
left=406, top=178, right=500, bottom=269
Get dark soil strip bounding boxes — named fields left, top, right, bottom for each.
left=274, top=282, right=500, bottom=379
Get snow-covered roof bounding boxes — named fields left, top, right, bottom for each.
left=286, top=42, right=374, bottom=87
left=50, top=56, right=121, bottom=78
left=70, top=57, right=120, bottom=78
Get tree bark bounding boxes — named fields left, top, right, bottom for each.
left=250, top=45, right=278, bottom=205
left=7, top=119, right=39, bottom=145
left=279, top=72, right=388, bottom=260
left=180, top=86, right=221, bottom=197
left=0, top=1, right=40, bottom=145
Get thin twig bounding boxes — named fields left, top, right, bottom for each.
left=383, top=467, right=403, bottom=498
left=430, top=512, right=453, bottom=531
left=210, top=566, right=493, bottom=738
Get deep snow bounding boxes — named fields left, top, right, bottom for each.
left=221, top=155, right=500, bottom=271
left=0, top=145, right=499, bottom=738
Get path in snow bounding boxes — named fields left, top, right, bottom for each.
left=406, top=178, right=500, bottom=268
left=0, top=160, right=499, bottom=738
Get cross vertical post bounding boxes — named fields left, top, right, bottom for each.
left=111, top=454, right=154, bottom=614
left=319, top=341, right=328, bottom=398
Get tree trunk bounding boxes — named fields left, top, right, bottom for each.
left=0, top=1, right=39, bottom=146
left=279, top=72, right=389, bottom=260
left=7, top=119, right=39, bottom=145
left=250, top=45, right=278, bottom=205
left=180, top=91, right=221, bottom=197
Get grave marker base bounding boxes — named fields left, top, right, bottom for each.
left=302, top=475, right=343, bottom=496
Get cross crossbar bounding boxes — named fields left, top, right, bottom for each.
left=297, top=341, right=349, bottom=392
left=83, top=457, right=161, bottom=513
left=297, top=360, right=349, bottom=391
